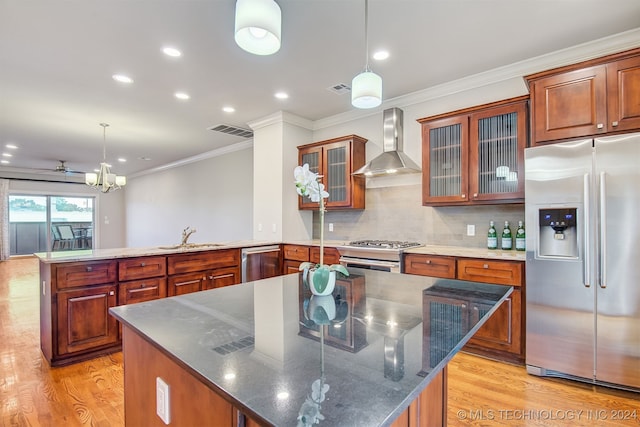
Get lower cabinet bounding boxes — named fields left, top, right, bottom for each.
left=404, top=254, right=524, bottom=363
left=282, top=244, right=341, bottom=275
left=167, top=249, right=241, bottom=296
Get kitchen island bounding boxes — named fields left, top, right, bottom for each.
left=110, top=268, right=511, bottom=426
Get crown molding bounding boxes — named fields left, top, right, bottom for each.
left=314, top=28, right=640, bottom=130
left=129, top=140, right=253, bottom=179
left=248, top=111, right=314, bottom=131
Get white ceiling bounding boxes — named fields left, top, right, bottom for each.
left=1, top=0, right=639, bottom=180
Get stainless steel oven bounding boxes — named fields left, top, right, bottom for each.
left=337, top=240, right=423, bottom=273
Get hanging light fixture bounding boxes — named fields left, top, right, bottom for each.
left=234, top=0, right=282, bottom=56
left=352, top=0, right=382, bottom=109
left=85, top=123, right=126, bottom=193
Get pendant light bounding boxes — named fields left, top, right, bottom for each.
left=85, top=123, right=126, bottom=193
left=234, top=0, right=282, bottom=56
left=351, top=0, right=382, bottom=109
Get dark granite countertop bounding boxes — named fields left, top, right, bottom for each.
left=109, top=268, right=511, bottom=426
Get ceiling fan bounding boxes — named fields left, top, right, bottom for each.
left=34, top=160, right=86, bottom=176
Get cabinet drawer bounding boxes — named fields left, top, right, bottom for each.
left=167, top=271, right=206, bottom=296
left=403, top=254, right=456, bottom=278
left=205, top=266, right=240, bottom=290
left=283, top=245, right=309, bottom=262
left=168, top=249, right=240, bottom=275
left=119, top=277, right=167, bottom=305
left=310, top=247, right=340, bottom=265
left=457, top=259, right=522, bottom=286
left=119, top=256, right=166, bottom=281
left=55, top=261, right=117, bottom=290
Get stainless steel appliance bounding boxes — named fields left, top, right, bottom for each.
left=337, top=240, right=423, bottom=273
left=241, top=245, right=281, bottom=282
left=525, top=133, right=640, bottom=391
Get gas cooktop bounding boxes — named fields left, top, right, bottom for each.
left=346, top=240, right=423, bottom=250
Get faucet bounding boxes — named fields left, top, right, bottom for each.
left=181, top=226, right=196, bottom=246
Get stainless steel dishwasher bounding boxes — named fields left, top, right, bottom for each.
left=241, top=245, right=281, bottom=282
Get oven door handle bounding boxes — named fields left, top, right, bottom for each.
left=339, top=256, right=400, bottom=270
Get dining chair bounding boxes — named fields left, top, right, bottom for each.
left=56, top=224, right=77, bottom=249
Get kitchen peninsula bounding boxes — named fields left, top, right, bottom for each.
left=110, top=268, right=512, bottom=426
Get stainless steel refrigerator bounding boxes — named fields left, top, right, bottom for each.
left=525, top=133, right=640, bottom=391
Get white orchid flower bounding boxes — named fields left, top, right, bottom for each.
left=294, top=163, right=328, bottom=201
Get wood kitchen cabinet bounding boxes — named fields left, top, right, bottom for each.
left=526, top=48, right=640, bottom=144
left=310, top=246, right=340, bottom=265
left=118, top=256, right=167, bottom=305
left=297, top=135, right=367, bottom=210
left=405, top=254, right=524, bottom=363
left=282, top=244, right=310, bottom=274
left=418, top=96, right=527, bottom=206
left=41, top=260, right=119, bottom=366
left=167, top=249, right=240, bottom=296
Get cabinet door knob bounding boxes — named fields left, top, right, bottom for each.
left=473, top=306, right=479, bottom=311
left=109, top=291, right=115, bottom=296
left=483, top=264, right=489, bottom=269
left=461, top=304, right=467, bottom=309
left=612, top=121, right=619, bottom=127
left=86, top=266, right=92, bottom=272
left=473, top=193, right=478, bottom=198
left=140, top=262, right=146, bottom=267
left=461, top=194, right=466, bottom=198
left=426, top=260, right=431, bottom=264
left=597, top=123, right=604, bottom=129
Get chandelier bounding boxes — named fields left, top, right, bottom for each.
left=234, top=0, right=282, bottom=55
left=85, top=123, right=126, bottom=193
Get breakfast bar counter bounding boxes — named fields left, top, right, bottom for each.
left=110, top=268, right=511, bottom=426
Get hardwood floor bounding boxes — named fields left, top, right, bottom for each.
left=1, top=257, right=638, bottom=426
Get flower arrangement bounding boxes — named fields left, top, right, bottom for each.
left=294, top=163, right=349, bottom=295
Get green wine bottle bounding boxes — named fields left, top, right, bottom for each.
left=515, top=221, right=526, bottom=251
left=487, top=221, right=497, bottom=250
left=501, top=221, right=512, bottom=250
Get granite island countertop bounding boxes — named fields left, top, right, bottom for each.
left=110, top=268, right=512, bottom=426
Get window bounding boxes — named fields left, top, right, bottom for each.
left=9, top=195, right=95, bottom=255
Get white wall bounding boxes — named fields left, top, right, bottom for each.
left=7, top=178, right=126, bottom=249
left=124, top=145, right=253, bottom=247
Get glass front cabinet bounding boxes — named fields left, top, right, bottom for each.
left=297, top=135, right=367, bottom=210
left=419, top=96, right=527, bottom=206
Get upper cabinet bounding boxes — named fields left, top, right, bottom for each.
left=297, top=135, right=367, bottom=210
left=418, top=97, right=527, bottom=206
left=526, top=48, right=640, bottom=145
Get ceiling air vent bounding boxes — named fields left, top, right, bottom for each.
left=327, top=83, right=351, bottom=95
left=208, top=124, right=253, bottom=139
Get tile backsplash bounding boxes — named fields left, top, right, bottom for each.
left=314, top=184, right=525, bottom=248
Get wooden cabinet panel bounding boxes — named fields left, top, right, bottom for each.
left=55, top=261, right=116, bottom=289
left=205, top=266, right=240, bottom=290
left=403, top=253, right=455, bottom=279
left=310, top=246, right=340, bottom=265
left=119, top=277, right=167, bottom=305
left=527, top=48, right=640, bottom=144
left=57, top=284, right=118, bottom=355
left=283, top=260, right=303, bottom=275
left=282, top=244, right=309, bottom=262
left=118, top=256, right=166, bottom=281
left=298, top=135, right=367, bottom=210
left=467, top=288, right=522, bottom=356
left=168, top=249, right=240, bottom=275
left=607, top=55, right=640, bottom=132
left=168, top=271, right=206, bottom=296
left=457, top=259, right=522, bottom=286
left=419, top=97, right=527, bottom=206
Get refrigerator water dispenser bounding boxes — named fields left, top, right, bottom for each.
left=538, top=208, right=578, bottom=258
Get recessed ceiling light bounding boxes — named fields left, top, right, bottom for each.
left=138, top=156, right=151, bottom=161
left=222, top=106, right=235, bottom=113
left=2, top=153, right=12, bottom=157
left=162, top=47, right=182, bottom=57
left=175, top=92, right=190, bottom=100
left=112, top=74, right=133, bottom=83
left=373, top=50, right=389, bottom=61
left=274, top=92, right=288, bottom=99
left=118, top=158, right=126, bottom=163
left=5, top=144, right=17, bottom=149
left=1, top=160, right=9, bottom=164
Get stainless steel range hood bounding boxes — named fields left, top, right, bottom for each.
left=352, top=107, right=421, bottom=176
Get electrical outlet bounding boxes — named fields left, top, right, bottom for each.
left=329, top=223, right=334, bottom=232
left=156, top=377, right=170, bottom=425
left=258, top=223, right=262, bottom=232
left=272, top=223, right=277, bottom=233
left=467, top=224, right=475, bottom=236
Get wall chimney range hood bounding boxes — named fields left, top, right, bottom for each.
left=352, top=107, right=421, bottom=177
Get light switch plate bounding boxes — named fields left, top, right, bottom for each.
left=156, top=377, right=170, bottom=425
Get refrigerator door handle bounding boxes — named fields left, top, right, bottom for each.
left=599, top=172, right=607, bottom=289
left=583, top=173, right=591, bottom=288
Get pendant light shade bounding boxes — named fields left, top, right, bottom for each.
left=351, top=69, right=382, bottom=109
left=234, top=0, right=282, bottom=56
left=351, top=0, right=382, bottom=109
